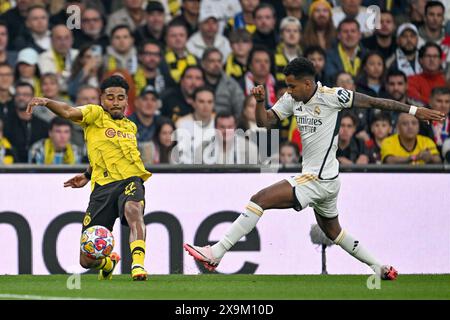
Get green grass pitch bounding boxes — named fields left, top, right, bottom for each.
left=0, top=274, right=449, bottom=300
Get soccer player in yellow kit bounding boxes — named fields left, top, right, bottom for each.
left=26, top=76, right=151, bottom=281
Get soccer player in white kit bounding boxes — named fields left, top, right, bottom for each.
left=184, top=57, right=446, bottom=280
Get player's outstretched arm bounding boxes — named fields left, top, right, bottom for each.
left=252, top=85, right=278, bottom=129
left=64, top=166, right=91, bottom=188
left=26, top=97, right=83, bottom=122
left=352, top=92, right=446, bottom=122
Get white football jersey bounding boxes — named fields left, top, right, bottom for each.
left=271, top=82, right=354, bottom=180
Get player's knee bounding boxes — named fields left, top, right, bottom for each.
left=250, top=189, right=268, bottom=209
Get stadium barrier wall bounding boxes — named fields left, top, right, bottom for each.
left=0, top=167, right=449, bottom=275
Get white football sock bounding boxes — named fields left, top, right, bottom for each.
left=211, top=201, right=263, bottom=259
left=334, top=230, right=381, bottom=272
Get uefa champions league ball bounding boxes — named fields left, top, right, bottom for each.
left=80, top=225, right=114, bottom=259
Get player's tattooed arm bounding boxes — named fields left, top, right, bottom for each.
left=26, top=97, right=83, bottom=121
left=352, top=92, right=445, bottom=122
left=252, top=85, right=278, bottom=128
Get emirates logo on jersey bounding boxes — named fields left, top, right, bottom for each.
left=105, top=128, right=116, bottom=138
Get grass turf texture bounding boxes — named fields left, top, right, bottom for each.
left=0, top=274, right=449, bottom=300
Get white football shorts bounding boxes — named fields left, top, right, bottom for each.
left=286, top=173, right=341, bottom=219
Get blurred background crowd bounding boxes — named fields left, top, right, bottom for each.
left=0, top=0, right=449, bottom=166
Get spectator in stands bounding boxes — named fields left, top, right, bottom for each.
left=337, top=111, right=369, bottom=165
left=241, top=46, right=277, bottom=108
left=361, top=11, right=397, bottom=60
left=408, top=0, right=427, bottom=27
left=206, top=110, right=258, bottom=164
left=279, top=141, right=300, bottom=165
left=418, top=1, right=449, bottom=53
left=171, top=0, right=200, bottom=37
left=154, top=118, right=176, bottom=164
left=385, top=69, right=423, bottom=130
left=129, top=85, right=164, bottom=145
left=186, top=6, right=232, bottom=63
left=274, top=16, right=303, bottom=83
left=252, top=3, right=278, bottom=52
left=29, top=117, right=81, bottom=164
left=0, top=0, right=31, bottom=49
left=104, top=25, right=138, bottom=75
left=381, top=113, right=441, bottom=164
left=325, top=18, right=367, bottom=81
left=407, top=42, right=446, bottom=106
left=68, top=44, right=104, bottom=101
left=237, top=94, right=258, bottom=132
left=175, top=87, right=216, bottom=164
left=302, top=0, right=336, bottom=51
left=15, top=48, right=41, bottom=97
left=134, top=1, right=166, bottom=48
left=224, top=0, right=259, bottom=37
left=332, top=0, right=372, bottom=35
left=38, top=25, right=79, bottom=94
left=164, top=20, right=198, bottom=83
left=0, top=21, right=17, bottom=66
left=201, top=48, right=245, bottom=118
left=0, top=63, right=14, bottom=120
left=161, top=65, right=205, bottom=122
left=14, top=5, right=51, bottom=53
left=356, top=51, right=388, bottom=98
left=0, top=118, right=15, bottom=164
left=106, top=0, right=147, bottom=35
left=386, top=23, right=422, bottom=76
left=36, top=73, right=73, bottom=123
left=282, top=0, right=308, bottom=28
left=75, top=85, right=100, bottom=106
left=134, top=40, right=174, bottom=98
left=419, top=87, right=450, bottom=154
left=3, top=82, right=48, bottom=163
left=199, top=0, right=242, bottom=34
left=335, top=71, right=356, bottom=90
left=366, top=112, right=392, bottom=164
left=225, top=29, right=253, bottom=82
left=73, top=7, right=109, bottom=51
left=304, top=46, right=331, bottom=86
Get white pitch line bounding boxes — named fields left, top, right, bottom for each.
left=0, top=294, right=98, bottom=300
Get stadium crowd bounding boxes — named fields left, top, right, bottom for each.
left=0, top=0, right=449, bottom=166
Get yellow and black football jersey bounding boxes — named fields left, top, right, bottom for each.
left=74, top=104, right=151, bottom=189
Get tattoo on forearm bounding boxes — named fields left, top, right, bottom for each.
left=353, top=93, right=410, bottom=112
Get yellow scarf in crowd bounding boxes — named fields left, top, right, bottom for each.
left=134, top=66, right=147, bottom=95
left=44, top=138, right=75, bottom=164
left=338, top=43, right=361, bottom=77
left=165, top=50, right=197, bottom=82
left=52, top=50, right=66, bottom=72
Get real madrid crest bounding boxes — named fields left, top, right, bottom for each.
left=314, top=106, right=321, bottom=116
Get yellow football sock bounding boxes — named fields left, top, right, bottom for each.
left=96, top=256, right=113, bottom=272
left=130, top=240, right=146, bottom=267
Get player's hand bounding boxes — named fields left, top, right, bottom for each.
left=64, top=174, right=89, bottom=188
left=415, top=107, right=445, bottom=123
left=26, top=97, right=49, bottom=114
left=251, top=85, right=266, bottom=102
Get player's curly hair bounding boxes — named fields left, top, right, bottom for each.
left=283, top=57, right=316, bottom=80
left=100, top=75, right=130, bottom=94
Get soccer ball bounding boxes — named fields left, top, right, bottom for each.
left=80, top=225, right=114, bottom=259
